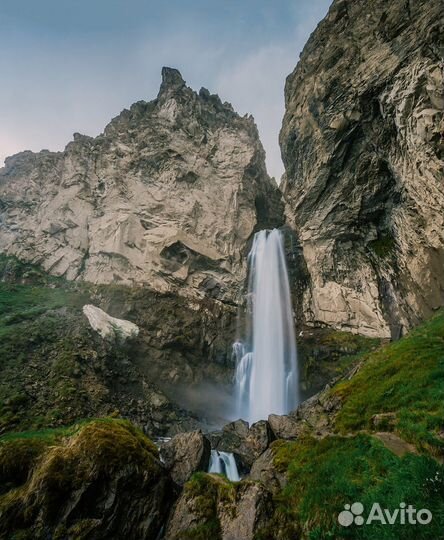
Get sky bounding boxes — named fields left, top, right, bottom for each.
left=0, top=0, right=331, bottom=181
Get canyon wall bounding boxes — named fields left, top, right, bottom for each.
left=281, top=0, right=444, bottom=338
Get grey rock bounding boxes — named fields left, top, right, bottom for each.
left=249, top=448, right=286, bottom=494
left=0, top=67, right=283, bottom=306
left=268, top=413, right=304, bottom=440
left=82, top=304, right=139, bottom=342
left=160, top=430, right=211, bottom=485
left=165, top=475, right=273, bottom=540
left=281, top=0, right=444, bottom=338
left=212, top=419, right=275, bottom=470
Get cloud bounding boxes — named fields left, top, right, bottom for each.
left=0, top=0, right=330, bottom=180
left=214, top=44, right=296, bottom=181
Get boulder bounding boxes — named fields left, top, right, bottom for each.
left=0, top=420, right=172, bottom=539
left=249, top=447, right=286, bottom=494
left=165, top=473, right=273, bottom=540
left=212, top=419, right=275, bottom=470
left=268, top=413, right=303, bottom=440
left=83, top=304, right=139, bottom=343
left=160, top=430, right=211, bottom=485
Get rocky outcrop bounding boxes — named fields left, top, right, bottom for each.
left=249, top=448, right=286, bottom=494
left=0, top=420, right=173, bottom=540
left=281, top=0, right=444, bottom=338
left=83, top=304, right=139, bottom=342
left=165, top=473, right=273, bottom=540
left=160, top=430, right=211, bottom=485
left=209, top=419, right=275, bottom=470
left=268, top=413, right=304, bottom=440
left=0, top=67, right=283, bottom=305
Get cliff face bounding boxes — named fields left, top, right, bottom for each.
left=0, top=67, right=283, bottom=304
left=281, top=0, right=444, bottom=338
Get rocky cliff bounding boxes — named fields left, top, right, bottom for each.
left=0, top=67, right=283, bottom=304
left=281, top=0, right=444, bottom=338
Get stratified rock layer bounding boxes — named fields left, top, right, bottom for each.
left=0, top=67, right=283, bottom=304
left=281, top=0, right=444, bottom=337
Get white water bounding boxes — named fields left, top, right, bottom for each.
left=234, top=229, right=298, bottom=424
left=208, top=450, right=240, bottom=481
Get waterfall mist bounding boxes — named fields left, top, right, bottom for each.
left=234, top=229, right=299, bottom=424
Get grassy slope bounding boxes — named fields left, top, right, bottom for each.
left=271, top=434, right=444, bottom=540
left=332, top=310, right=444, bottom=454
left=268, top=311, right=444, bottom=539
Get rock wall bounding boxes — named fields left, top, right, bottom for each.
left=0, top=67, right=283, bottom=304
left=281, top=0, right=444, bottom=338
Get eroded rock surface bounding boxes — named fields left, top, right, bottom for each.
left=160, top=430, right=211, bottom=485
left=0, top=67, right=283, bottom=305
left=165, top=473, right=273, bottom=540
left=281, top=0, right=444, bottom=338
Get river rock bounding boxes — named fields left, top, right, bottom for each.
left=160, top=430, right=211, bottom=485
left=280, top=0, right=444, bottom=338
left=83, top=304, right=139, bottom=342
left=212, top=419, right=275, bottom=470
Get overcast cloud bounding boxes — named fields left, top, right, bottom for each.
left=0, top=0, right=330, bottom=180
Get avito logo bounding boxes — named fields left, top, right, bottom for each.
left=338, top=502, right=432, bottom=526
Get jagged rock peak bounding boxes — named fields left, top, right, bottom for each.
left=0, top=68, right=284, bottom=303
left=159, top=66, right=186, bottom=95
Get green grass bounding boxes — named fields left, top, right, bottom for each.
left=300, top=329, right=382, bottom=392
left=271, top=434, right=444, bottom=540
left=0, top=283, right=88, bottom=335
left=332, top=310, right=444, bottom=454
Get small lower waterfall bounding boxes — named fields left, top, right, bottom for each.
left=208, top=450, right=240, bottom=481
left=234, top=229, right=298, bottom=424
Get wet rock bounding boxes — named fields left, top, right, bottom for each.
left=160, top=430, right=211, bottom=485
left=212, top=419, right=275, bottom=470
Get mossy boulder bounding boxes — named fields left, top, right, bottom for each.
left=0, top=419, right=172, bottom=539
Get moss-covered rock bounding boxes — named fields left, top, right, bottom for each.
left=0, top=419, right=172, bottom=540
left=0, top=258, right=222, bottom=437
left=166, top=472, right=273, bottom=540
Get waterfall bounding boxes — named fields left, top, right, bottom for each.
left=234, top=229, right=298, bottom=424
left=208, top=450, right=240, bottom=481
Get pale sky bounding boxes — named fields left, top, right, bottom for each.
left=0, top=0, right=331, bottom=180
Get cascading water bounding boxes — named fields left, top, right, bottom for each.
left=208, top=450, right=240, bottom=481
left=234, top=229, right=298, bottom=424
